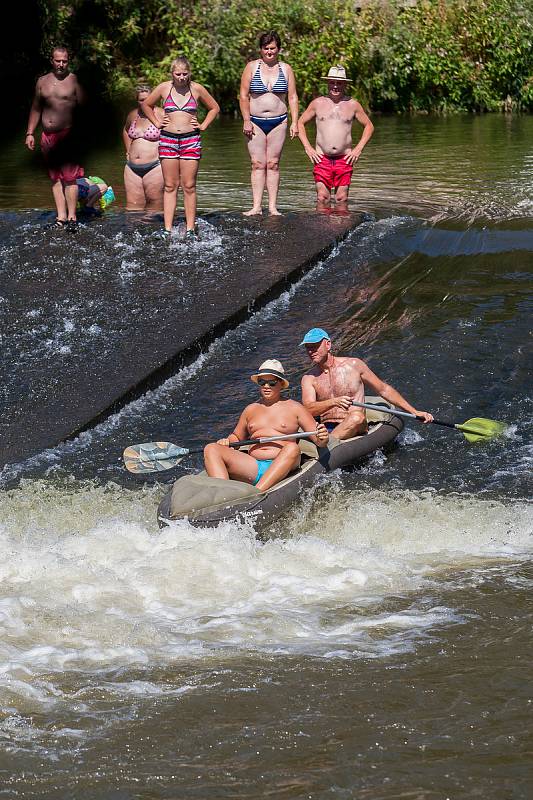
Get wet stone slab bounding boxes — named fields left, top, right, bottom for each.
left=0, top=210, right=362, bottom=464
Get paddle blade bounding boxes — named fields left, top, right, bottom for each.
left=457, top=417, right=507, bottom=443
left=123, top=442, right=189, bottom=473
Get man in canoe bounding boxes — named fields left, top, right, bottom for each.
left=204, top=359, right=329, bottom=491
left=300, top=328, right=434, bottom=439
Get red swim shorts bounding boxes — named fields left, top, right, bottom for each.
left=40, top=129, right=84, bottom=183
left=313, top=155, right=353, bottom=191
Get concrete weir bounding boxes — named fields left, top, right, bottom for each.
left=0, top=210, right=362, bottom=464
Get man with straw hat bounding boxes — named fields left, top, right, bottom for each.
left=298, top=65, right=374, bottom=208
left=204, top=359, right=329, bottom=491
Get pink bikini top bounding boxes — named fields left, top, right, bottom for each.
left=163, top=87, right=198, bottom=114
left=127, top=114, right=160, bottom=142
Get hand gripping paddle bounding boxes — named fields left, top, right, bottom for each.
left=352, top=401, right=507, bottom=443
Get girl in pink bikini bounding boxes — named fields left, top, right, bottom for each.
left=141, top=57, right=220, bottom=239
left=123, top=86, right=164, bottom=211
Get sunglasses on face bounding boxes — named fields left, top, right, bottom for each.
left=257, top=378, right=280, bottom=387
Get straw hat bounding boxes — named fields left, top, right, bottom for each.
left=321, top=65, right=352, bottom=82
left=250, top=359, right=289, bottom=389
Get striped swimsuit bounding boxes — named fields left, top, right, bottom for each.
left=249, top=62, right=288, bottom=94
left=249, top=62, right=289, bottom=135
left=159, top=87, right=202, bottom=160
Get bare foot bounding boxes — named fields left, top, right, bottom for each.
left=243, top=208, right=263, bottom=216
left=268, top=208, right=282, bottom=216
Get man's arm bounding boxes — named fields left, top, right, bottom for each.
left=344, top=102, right=374, bottom=165
left=297, top=101, right=321, bottom=164
left=295, top=403, right=329, bottom=447
left=25, top=79, right=43, bottom=151
left=359, top=362, right=434, bottom=422
left=301, top=375, right=352, bottom=417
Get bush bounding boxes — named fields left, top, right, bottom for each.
left=39, top=0, right=533, bottom=112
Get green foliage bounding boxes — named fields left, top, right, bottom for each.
left=38, top=0, right=533, bottom=112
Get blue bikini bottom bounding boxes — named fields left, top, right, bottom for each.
left=250, top=114, right=287, bottom=135
left=254, top=459, right=274, bottom=485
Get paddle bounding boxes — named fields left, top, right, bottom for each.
left=352, top=400, right=506, bottom=443
left=123, top=431, right=320, bottom=474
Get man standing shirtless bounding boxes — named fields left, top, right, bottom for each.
left=298, top=65, right=374, bottom=208
left=204, top=359, right=329, bottom=492
left=300, top=329, right=433, bottom=439
left=25, top=46, right=85, bottom=230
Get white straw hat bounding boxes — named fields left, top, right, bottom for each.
left=321, top=64, right=352, bottom=82
left=251, top=359, right=289, bottom=389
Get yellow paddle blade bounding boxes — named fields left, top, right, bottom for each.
left=456, top=417, right=507, bottom=443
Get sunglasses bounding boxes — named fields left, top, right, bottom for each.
left=257, top=378, right=280, bottom=387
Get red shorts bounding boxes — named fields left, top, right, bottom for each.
left=313, top=155, right=353, bottom=191
left=41, top=129, right=84, bottom=183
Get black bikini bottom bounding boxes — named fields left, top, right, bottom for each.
left=127, top=159, right=160, bottom=178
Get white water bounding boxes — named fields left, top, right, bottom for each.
left=0, top=479, right=530, bottom=719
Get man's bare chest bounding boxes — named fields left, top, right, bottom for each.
left=42, top=78, right=76, bottom=105
left=317, top=102, right=354, bottom=124
left=314, top=365, right=362, bottom=397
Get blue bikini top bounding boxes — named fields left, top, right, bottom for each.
left=249, top=62, right=288, bottom=95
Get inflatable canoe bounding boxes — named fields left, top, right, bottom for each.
left=157, top=397, right=403, bottom=531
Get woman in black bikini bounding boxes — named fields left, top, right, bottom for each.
left=123, top=86, right=164, bottom=211
left=239, top=31, right=299, bottom=216
left=141, top=57, right=219, bottom=239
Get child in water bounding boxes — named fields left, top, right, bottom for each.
left=76, top=176, right=115, bottom=216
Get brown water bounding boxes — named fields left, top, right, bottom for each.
left=5, top=114, right=533, bottom=219
left=0, top=115, right=532, bottom=798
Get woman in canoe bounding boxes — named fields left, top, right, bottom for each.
left=204, top=359, right=328, bottom=492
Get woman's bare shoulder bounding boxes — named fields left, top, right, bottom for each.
left=285, top=398, right=305, bottom=409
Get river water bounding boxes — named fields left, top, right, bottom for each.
left=0, top=116, right=532, bottom=798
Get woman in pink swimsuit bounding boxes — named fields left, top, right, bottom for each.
left=141, top=57, right=220, bottom=239
left=123, top=86, right=164, bottom=211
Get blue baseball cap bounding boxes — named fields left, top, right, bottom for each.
left=299, top=328, right=331, bottom=346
